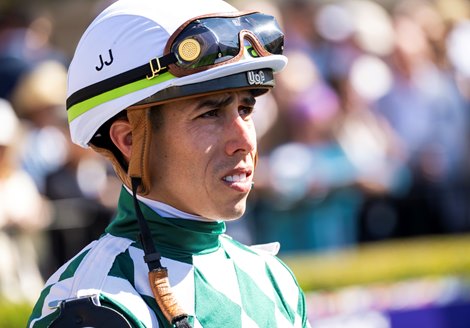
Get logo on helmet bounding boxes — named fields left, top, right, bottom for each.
left=95, top=49, right=114, bottom=71
left=247, top=70, right=265, bottom=85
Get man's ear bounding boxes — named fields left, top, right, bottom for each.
left=109, top=119, right=133, bottom=162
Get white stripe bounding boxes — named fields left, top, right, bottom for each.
left=275, top=306, right=295, bottom=327
left=192, top=317, right=203, bottom=328
left=294, top=313, right=306, bottom=328
left=263, top=255, right=300, bottom=316
left=43, top=240, right=97, bottom=288
left=69, top=234, right=133, bottom=297
left=220, top=237, right=276, bottom=303
left=129, top=245, right=195, bottom=316
left=128, top=245, right=153, bottom=298
left=193, top=247, right=242, bottom=307
left=162, top=257, right=195, bottom=317
left=103, top=276, right=159, bottom=327
left=32, top=235, right=135, bottom=327
left=30, top=277, right=75, bottom=328
left=241, top=311, right=261, bottom=328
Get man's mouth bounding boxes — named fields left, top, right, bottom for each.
left=221, top=169, right=253, bottom=192
left=222, top=173, right=248, bottom=182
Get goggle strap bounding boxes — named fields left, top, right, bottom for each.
left=66, top=53, right=178, bottom=110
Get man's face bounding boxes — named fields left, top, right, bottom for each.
left=147, top=91, right=257, bottom=220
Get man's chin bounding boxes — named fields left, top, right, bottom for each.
left=208, top=201, right=247, bottom=221
left=218, top=215, right=243, bottom=222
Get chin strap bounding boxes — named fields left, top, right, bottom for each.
left=131, top=178, right=191, bottom=328
left=89, top=108, right=153, bottom=196
left=127, top=109, right=153, bottom=195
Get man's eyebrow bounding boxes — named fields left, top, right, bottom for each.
left=241, top=95, right=256, bottom=106
left=196, top=94, right=234, bottom=110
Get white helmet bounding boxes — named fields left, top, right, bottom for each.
left=67, top=0, right=287, bottom=148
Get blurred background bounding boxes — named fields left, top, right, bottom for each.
left=1, top=0, right=470, bottom=327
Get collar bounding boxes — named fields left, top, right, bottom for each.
left=106, top=187, right=226, bottom=263
left=123, top=185, right=216, bottom=222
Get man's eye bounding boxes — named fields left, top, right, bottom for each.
left=239, top=106, right=254, bottom=117
left=200, top=109, right=219, bottom=118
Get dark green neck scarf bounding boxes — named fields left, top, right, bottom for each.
left=106, top=187, right=226, bottom=264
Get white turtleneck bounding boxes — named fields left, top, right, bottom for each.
left=124, top=186, right=216, bottom=222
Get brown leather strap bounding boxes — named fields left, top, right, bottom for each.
left=127, top=108, right=152, bottom=195
left=149, top=268, right=189, bottom=325
left=90, top=107, right=153, bottom=195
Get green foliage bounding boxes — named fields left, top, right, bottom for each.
left=0, top=301, right=33, bottom=328
left=281, top=234, right=470, bottom=291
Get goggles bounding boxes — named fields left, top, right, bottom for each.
left=66, top=12, right=283, bottom=114
left=163, top=11, right=284, bottom=77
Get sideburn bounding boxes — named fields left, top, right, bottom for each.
left=148, top=104, right=164, bottom=130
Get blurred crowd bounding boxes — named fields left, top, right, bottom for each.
left=233, top=0, right=470, bottom=252
left=1, top=0, right=470, bottom=303
left=0, top=2, right=120, bottom=302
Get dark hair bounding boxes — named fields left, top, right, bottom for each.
left=89, top=105, right=164, bottom=169
left=89, top=110, right=128, bottom=170
left=148, top=104, right=164, bottom=130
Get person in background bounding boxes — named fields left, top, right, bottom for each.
left=0, top=99, right=50, bottom=303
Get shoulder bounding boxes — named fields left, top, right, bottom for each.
left=44, top=233, right=134, bottom=292
left=216, top=235, right=308, bottom=326
left=28, top=234, right=159, bottom=328
left=219, top=235, right=301, bottom=288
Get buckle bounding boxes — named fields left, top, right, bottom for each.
left=147, top=57, right=165, bottom=80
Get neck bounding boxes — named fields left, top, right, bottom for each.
left=124, top=186, right=218, bottom=222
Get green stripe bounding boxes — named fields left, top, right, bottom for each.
left=109, top=249, right=135, bottom=286
left=265, top=263, right=296, bottom=324
left=67, top=72, right=176, bottom=123
left=194, top=267, right=242, bottom=328
left=100, top=294, right=144, bottom=328
left=234, top=263, right=276, bottom=327
left=59, top=249, right=90, bottom=281
left=141, top=294, right=172, bottom=328
left=298, top=290, right=308, bottom=327
left=28, top=285, right=58, bottom=327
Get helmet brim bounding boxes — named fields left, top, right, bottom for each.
left=129, top=68, right=275, bottom=109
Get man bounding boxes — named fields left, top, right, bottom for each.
left=28, top=0, right=311, bottom=327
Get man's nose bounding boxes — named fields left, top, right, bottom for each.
left=224, top=115, right=256, bottom=157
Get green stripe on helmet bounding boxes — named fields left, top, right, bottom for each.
left=67, top=72, right=176, bottom=123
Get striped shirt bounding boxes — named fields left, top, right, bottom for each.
left=28, top=188, right=311, bottom=327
